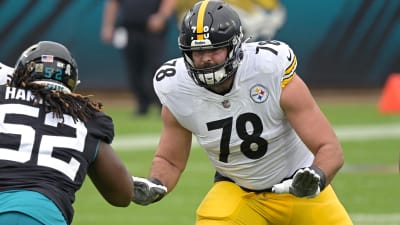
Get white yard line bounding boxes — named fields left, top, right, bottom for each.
left=112, top=123, right=400, bottom=150
left=334, top=123, right=400, bottom=140
left=351, top=213, right=400, bottom=225
left=113, top=134, right=160, bottom=150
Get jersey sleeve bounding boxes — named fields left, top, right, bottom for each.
left=280, top=42, right=297, bottom=88
left=253, top=40, right=297, bottom=88
left=86, top=112, right=115, bottom=144
left=153, top=58, right=187, bottom=105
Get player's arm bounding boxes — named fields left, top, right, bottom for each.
left=88, top=141, right=133, bottom=207
left=131, top=106, right=192, bottom=205
left=150, top=105, right=192, bottom=191
left=101, top=0, right=119, bottom=43
left=279, top=74, right=344, bottom=192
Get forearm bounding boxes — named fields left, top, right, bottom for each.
left=273, top=142, right=344, bottom=197
left=102, top=0, right=119, bottom=29
left=150, top=155, right=184, bottom=192
left=311, top=143, right=344, bottom=185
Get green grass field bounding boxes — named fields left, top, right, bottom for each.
left=72, top=100, right=400, bottom=225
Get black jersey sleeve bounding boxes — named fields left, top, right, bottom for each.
left=86, top=111, right=115, bottom=144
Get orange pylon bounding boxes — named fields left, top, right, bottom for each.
left=378, top=73, right=400, bottom=114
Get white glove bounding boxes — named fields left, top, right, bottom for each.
left=272, top=167, right=326, bottom=198
left=131, top=176, right=167, bottom=205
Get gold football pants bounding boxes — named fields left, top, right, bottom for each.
left=196, top=181, right=353, bottom=225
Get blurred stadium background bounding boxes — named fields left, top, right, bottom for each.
left=0, top=0, right=399, bottom=224
left=1, top=0, right=400, bottom=89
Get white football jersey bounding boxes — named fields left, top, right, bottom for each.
left=153, top=40, right=314, bottom=190
left=0, top=62, right=13, bottom=85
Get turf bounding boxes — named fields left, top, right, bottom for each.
left=72, top=101, right=400, bottom=225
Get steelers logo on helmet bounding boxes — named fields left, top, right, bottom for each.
left=179, top=0, right=244, bottom=87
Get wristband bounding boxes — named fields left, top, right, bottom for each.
left=149, top=177, right=164, bottom=186
left=309, top=165, right=327, bottom=191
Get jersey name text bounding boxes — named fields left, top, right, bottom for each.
left=4, top=86, right=42, bottom=104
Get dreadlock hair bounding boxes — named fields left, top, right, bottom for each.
left=9, top=62, right=103, bottom=123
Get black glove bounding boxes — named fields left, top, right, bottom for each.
left=131, top=176, right=167, bottom=205
left=272, top=166, right=326, bottom=198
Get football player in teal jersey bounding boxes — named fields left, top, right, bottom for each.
left=0, top=41, right=165, bottom=225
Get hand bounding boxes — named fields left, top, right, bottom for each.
left=101, top=25, right=114, bottom=43
left=131, top=176, right=167, bottom=205
left=289, top=167, right=321, bottom=197
left=147, top=13, right=167, bottom=33
left=272, top=166, right=326, bottom=198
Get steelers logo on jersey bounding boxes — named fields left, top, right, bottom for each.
left=250, top=84, right=268, bottom=103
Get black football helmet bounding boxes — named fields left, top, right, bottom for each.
left=14, top=41, right=79, bottom=93
left=179, top=0, right=243, bottom=87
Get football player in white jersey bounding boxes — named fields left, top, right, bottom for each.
left=0, top=62, right=13, bottom=85
left=131, top=0, right=353, bottom=224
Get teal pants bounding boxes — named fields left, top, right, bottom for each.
left=0, top=190, right=67, bottom=225
left=0, top=211, right=44, bottom=225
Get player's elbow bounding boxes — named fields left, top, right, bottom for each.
left=100, top=181, right=133, bottom=207
left=105, top=191, right=133, bottom=207
left=335, top=146, right=345, bottom=170
left=111, top=200, right=131, bottom=208
left=339, top=154, right=345, bottom=169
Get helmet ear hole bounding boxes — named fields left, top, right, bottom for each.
left=27, top=62, right=35, bottom=73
